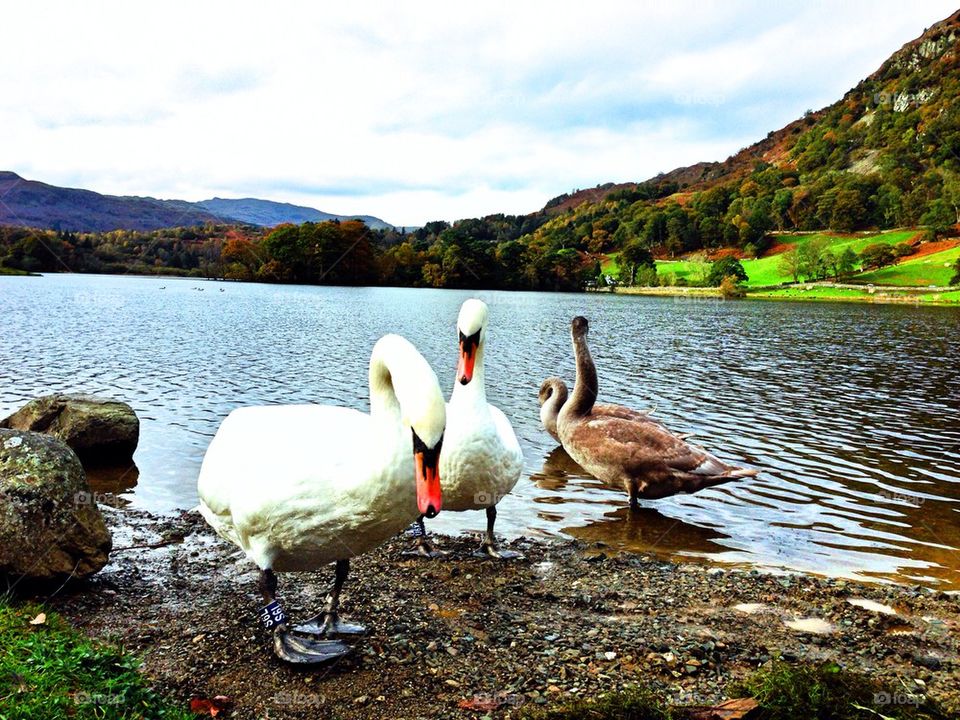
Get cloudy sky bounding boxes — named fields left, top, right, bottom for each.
left=3, top=1, right=956, bottom=226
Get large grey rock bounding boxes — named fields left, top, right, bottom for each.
left=0, top=394, right=139, bottom=466
left=0, top=429, right=112, bottom=581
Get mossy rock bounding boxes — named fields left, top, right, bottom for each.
left=0, top=429, right=111, bottom=582
left=0, top=394, right=139, bottom=466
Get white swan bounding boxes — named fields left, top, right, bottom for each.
left=197, top=334, right=445, bottom=664
left=407, top=299, right=524, bottom=559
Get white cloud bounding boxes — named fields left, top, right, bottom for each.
left=1, top=0, right=955, bottom=226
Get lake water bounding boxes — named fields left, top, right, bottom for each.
left=2, top=274, right=958, bottom=589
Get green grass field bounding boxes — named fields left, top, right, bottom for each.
left=604, top=231, right=951, bottom=291
left=737, top=230, right=919, bottom=287
left=749, top=286, right=960, bottom=304
left=853, top=245, right=960, bottom=286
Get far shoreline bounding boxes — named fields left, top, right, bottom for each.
left=5, top=270, right=959, bottom=307
left=589, top=284, right=960, bottom=307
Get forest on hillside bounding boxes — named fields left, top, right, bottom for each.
left=4, top=20, right=960, bottom=291
left=6, top=89, right=960, bottom=292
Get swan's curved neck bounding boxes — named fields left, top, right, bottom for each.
left=368, top=335, right=444, bottom=448
left=567, top=333, right=598, bottom=418
left=369, top=355, right=403, bottom=424
left=540, top=379, right=568, bottom=437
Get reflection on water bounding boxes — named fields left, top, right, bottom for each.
left=534, top=446, right=727, bottom=557
left=86, top=463, right=139, bottom=495
left=1, top=274, right=958, bottom=588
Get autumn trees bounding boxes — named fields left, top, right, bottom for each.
left=256, top=221, right=378, bottom=285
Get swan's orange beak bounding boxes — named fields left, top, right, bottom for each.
left=457, top=329, right=480, bottom=385
left=413, top=433, right=442, bottom=518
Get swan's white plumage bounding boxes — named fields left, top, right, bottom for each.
left=197, top=334, right=444, bottom=572
left=439, top=300, right=523, bottom=512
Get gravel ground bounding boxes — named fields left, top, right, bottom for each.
left=45, top=506, right=960, bottom=719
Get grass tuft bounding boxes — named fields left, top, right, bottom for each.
left=0, top=600, right=192, bottom=720
left=524, top=663, right=949, bottom=720
left=727, top=661, right=946, bottom=720
left=519, top=685, right=672, bottom=720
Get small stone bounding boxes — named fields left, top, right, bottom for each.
left=912, top=654, right=942, bottom=671
left=848, top=598, right=897, bottom=615
left=603, top=651, right=616, bottom=661
left=784, top=618, right=834, bottom=634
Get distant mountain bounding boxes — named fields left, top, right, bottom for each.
left=196, top=197, right=393, bottom=230
left=0, top=172, right=396, bottom=232
left=0, top=172, right=219, bottom=232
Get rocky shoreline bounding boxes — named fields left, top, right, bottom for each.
left=39, top=505, right=960, bottom=719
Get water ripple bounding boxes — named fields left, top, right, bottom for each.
left=1, top=275, right=958, bottom=587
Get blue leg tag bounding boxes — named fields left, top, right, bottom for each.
left=259, top=600, right=287, bottom=629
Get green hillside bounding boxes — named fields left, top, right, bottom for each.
left=854, top=245, right=960, bottom=286
left=615, top=230, right=925, bottom=287
left=531, top=10, right=960, bottom=296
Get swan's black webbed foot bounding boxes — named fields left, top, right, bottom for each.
left=474, top=505, right=522, bottom=559
left=473, top=543, right=523, bottom=560
left=273, top=629, right=351, bottom=664
left=401, top=516, right=447, bottom=558
left=259, top=568, right=352, bottom=664
left=293, top=613, right=367, bottom=636
left=291, top=559, right=368, bottom=638
left=402, top=541, right=447, bottom=558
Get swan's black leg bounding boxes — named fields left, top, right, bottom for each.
left=258, top=568, right=350, bottom=664
left=401, top=515, right=446, bottom=558
left=294, top=560, right=366, bottom=636
left=474, top=506, right=522, bottom=559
